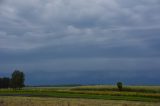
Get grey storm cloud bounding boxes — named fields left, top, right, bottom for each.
left=0, top=0, right=160, bottom=50
left=0, top=0, right=160, bottom=85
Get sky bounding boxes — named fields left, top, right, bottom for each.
left=0, top=0, right=160, bottom=85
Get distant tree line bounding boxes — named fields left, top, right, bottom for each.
left=0, top=77, right=10, bottom=88
left=0, top=70, right=25, bottom=89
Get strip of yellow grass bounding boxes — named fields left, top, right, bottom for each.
left=75, top=85, right=160, bottom=90
left=66, top=90, right=160, bottom=98
left=0, top=96, right=160, bottom=106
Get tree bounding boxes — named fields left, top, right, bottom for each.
left=0, top=77, right=10, bottom=88
left=2, top=77, right=10, bottom=88
left=0, top=78, right=2, bottom=88
left=11, top=70, right=25, bottom=89
left=117, top=82, right=123, bottom=91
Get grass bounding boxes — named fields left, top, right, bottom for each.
left=0, top=85, right=160, bottom=102
left=0, top=96, right=160, bottom=106
left=72, top=85, right=160, bottom=93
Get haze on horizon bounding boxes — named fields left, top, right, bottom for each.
left=0, top=0, right=160, bottom=85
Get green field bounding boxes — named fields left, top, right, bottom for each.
left=0, top=85, right=160, bottom=103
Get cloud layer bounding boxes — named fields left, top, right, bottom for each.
left=0, top=0, right=160, bottom=85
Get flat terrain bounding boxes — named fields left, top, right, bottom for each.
left=0, top=85, right=160, bottom=106
left=0, top=96, right=160, bottom=106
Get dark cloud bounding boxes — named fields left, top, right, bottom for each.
left=0, top=0, right=160, bottom=85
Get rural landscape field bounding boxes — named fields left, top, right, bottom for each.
left=0, top=96, right=160, bottom=106
left=1, top=0, right=160, bottom=106
left=0, top=85, right=160, bottom=106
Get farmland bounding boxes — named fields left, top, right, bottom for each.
left=0, top=85, right=160, bottom=106
left=0, top=96, right=160, bottom=106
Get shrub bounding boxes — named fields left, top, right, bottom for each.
left=117, top=82, right=123, bottom=91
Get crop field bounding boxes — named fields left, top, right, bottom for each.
left=0, top=85, right=160, bottom=106
left=0, top=96, right=160, bottom=106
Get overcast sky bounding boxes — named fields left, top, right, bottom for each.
left=0, top=0, right=160, bottom=85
